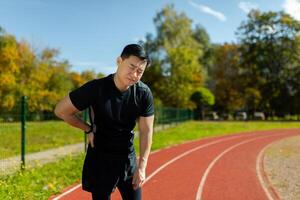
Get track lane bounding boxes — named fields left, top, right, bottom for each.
left=49, top=129, right=299, bottom=200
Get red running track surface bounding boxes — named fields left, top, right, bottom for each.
left=50, top=129, right=300, bottom=200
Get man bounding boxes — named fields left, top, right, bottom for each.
left=54, top=44, right=154, bottom=200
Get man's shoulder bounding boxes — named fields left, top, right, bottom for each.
left=136, top=81, right=151, bottom=92
left=87, top=74, right=111, bottom=86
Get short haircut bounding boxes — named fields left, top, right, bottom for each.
left=120, top=44, right=151, bottom=67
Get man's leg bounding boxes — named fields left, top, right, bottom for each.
left=91, top=191, right=111, bottom=200
left=117, top=178, right=142, bottom=200
left=91, top=159, right=120, bottom=200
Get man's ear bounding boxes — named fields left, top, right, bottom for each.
left=117, top=57, right=122, bottom=65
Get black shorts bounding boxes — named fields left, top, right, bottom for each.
left=82, top=145, right=137, bottom=193
left=91, top=176, right=142, bottom=200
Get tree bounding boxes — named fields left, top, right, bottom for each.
left=81, top=70, right=97, bottom=82
left=236, top=10, right=300, bottom=116
left=190, top=87, right=215, bottom=119
left=0, top=28, right=21, bottom=113
left=24, top=48, right=73, bottom=113
left=211, top=43, right=246, bottom=113
left=193, top=25, right=214, bottom=81
left=0, top=27, right=108, bottom=117
left=142, top=5, right=204, bottom=108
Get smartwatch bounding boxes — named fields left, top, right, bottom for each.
left=84, top=126, right=93, bottom=134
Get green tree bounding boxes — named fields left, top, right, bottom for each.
left=142, top=5, right=204, bottom=108
left=237, top=10, right=300, bottom=117
left=211, top=43, right=246, bottom=113
left=193, top=25, right=214, bottom=81
left=190, top=87, right=215, bottom=119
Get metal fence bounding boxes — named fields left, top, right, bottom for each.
left=0, top=96, right=193, bottom=175
left=155, top=106, right=194, bottom=124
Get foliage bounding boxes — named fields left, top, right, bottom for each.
left=190, top=87, right=215, bottom=108
left=0, top=27, right=104, bottom=115
left=211, top=43, right=245, bottom=112
left=142, top=5, right=205, bottom=108
left=236, top=10, right=300, bottom=116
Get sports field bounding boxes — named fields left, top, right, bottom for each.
left=1, top=121, right=300, bottom=199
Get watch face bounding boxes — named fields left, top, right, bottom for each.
left=85, top=127, right=92, bottom=134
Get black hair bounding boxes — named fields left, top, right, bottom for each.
left=120, top=44, right=151, bottom=67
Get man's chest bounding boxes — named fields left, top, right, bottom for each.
left=97, top=90, right=139, bottom=123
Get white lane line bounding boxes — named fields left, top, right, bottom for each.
left=52, top=184, right=82, bottom=200
left=195, top=135, right=277, bottom=200
left=53, top=132, right=270, bottom=199
left=256, top=142, right=278, bottom=200
left=144, top=133, right=255, bottom=184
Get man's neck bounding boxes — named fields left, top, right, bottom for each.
left=113, top=73, right=129, bottom=92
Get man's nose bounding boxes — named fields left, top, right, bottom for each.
left=132, top=70, right=138, bottom=79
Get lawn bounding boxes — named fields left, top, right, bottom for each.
left=0, top=121, right=83, bottom=159
left=1, top=120, right=300, bottom=159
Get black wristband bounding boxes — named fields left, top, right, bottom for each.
left=84, top=126, right=93, bottom=134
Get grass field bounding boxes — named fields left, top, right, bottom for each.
left=1, top=120, right=300, bottom=199
left=1, top=120, right=300, bottom=159
left=0, top=153, right=85, bottom=200
left=0, top=121, right=83, bottom=159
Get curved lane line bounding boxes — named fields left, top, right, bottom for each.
left=195, top=135, right=279, bottom=200
left=256, top=141, right=280, bottom=200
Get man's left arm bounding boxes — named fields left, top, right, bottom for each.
left=132, top=115, right=154, bottom=190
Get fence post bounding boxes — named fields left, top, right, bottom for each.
left=161, top=107, right=164, bottom=129
left=83, top=109, right=88, bottom=152
left=176, top=108, right=179, bottom=124
left=21, top=96, right=27, bottom=170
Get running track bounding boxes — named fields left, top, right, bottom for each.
left=50, top=129, right=300, bottom=200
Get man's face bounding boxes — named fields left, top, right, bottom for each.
left=117, top=55, right=147, bottom=86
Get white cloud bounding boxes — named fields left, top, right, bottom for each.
left=283, top=0, right=300, bottom=21
left=238, top=2, right=259, bottom=13
left=188, top=0, right=227, bottom=22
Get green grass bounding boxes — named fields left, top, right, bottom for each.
left=1, top=121, right=300, bottom=200
left=0, top=153, right=84, bottom=200
left=145, top=121, right=300, bottom=151
left=2, top=120, right=299, bottom=159
left=0, top=121, right=83, bottom=159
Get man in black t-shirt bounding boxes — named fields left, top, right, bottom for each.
left=54, top=44, right=154, bottom=200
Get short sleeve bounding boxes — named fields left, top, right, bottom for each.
left=69, top=80, right=99, bottom=111
left=140, top=87, right=155, bottom=117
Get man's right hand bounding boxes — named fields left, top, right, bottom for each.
left=87, top=132, right=95, bottom=148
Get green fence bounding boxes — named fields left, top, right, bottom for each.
left=155, top=106, right=193, bottom=124
left=0, top=96, right=193, bottom=175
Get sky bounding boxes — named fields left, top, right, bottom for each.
left=0, top=0, right=299, bottom=75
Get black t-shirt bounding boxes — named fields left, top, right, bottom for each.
left=69, top=74, right=154, bottom=157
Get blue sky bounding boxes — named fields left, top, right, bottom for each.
left=0, top=0, right=299, bottom=75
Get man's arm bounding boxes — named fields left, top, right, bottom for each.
left=138, top=115, right=154, bottom=170
left=54, top=95, right=89, bottom=131
left=54, top=95, right=91, bottom=134
left=132, top=115, right=154, bottom=189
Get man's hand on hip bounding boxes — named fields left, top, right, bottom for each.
left=87, top=132, right=95, bottom=148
